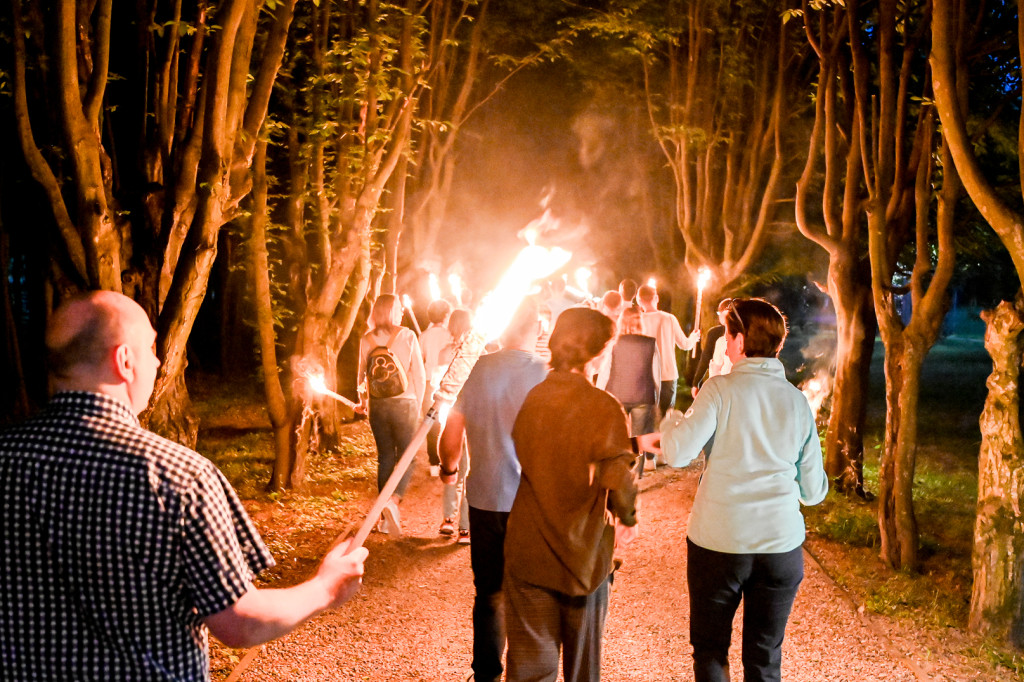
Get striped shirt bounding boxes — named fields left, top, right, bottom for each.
left=0, top=391, right=274, bottom=681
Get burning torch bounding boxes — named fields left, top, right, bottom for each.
left=692, top=266, right=712, bottom=358
left=312, top=242, right=571, bottom=550
left=401, top=294, right=422, bottom=335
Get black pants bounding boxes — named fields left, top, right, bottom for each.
left=686, top=538, right=803, bottom=682
left=469, top=507, right=510, bottom=682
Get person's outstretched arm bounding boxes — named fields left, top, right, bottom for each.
left=204, top=539, right=368, bottom=648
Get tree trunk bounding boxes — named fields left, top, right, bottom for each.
left=825, top=255, right=876, bottom=496
left=970, top=299, right=1024, bottom=647
left=877, top=335, right=923, bottom=572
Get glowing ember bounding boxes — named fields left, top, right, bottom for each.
left=448, top=273, right=464, bottom=305
left=428, top=273, right=441, bottom=302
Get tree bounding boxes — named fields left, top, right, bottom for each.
left=249, top=0, right=426, bottom=491
left=636, top=0, right=806, bottom=317
left=795, top=0, right=877, bottom=498
left=9, top=0, right=297, bottom=445
left=844, top=0, right=960, bottom=571
left=931, top=0, right=1024, bottom=646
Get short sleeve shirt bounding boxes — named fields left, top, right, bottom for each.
left=454, top=350, right=547, bottom=512
left=0, top=392, right=275, bottom=681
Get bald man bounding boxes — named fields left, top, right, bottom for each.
left=0, top=291, right=367, bottom=680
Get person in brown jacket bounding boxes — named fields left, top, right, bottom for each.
left=504, top=307, right=641, bottom=682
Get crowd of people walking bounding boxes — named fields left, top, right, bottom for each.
left=0, top=274, right=827, bottom=682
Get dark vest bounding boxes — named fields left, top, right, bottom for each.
left=605, top=334, right=657, bottom=405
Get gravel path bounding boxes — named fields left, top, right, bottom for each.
left=225, top=462, right=1000, bottom=681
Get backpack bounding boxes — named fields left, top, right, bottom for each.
left=366, top=328, right=409, bottom=398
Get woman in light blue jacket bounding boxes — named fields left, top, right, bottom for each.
left=661, top=297, right=828, bottom=682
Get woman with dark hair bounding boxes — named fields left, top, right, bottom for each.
left=357, top=293, right=426, bottom=535
left=504, top=307, right=641, bottom=682
left=660, top=297, right=828, bottom=682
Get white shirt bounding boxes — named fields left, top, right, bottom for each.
left=641, top=310, right=696, bottom=381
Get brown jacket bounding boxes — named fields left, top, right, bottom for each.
left=506, top=370, right=638, bottom=596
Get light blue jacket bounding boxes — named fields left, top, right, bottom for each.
left=661, top=357, right=828, bottom=554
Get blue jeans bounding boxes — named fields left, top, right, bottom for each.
left=469, top=507, right=510, bottom=682
left=686, top=538, right=803, bottom=682
left=368, top=397, right=419, bottom=498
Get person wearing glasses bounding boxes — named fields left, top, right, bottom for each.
left=659, top=297, right=828, bottom=682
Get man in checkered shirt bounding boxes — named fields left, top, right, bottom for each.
left=0, top=291, right=368, bottom=680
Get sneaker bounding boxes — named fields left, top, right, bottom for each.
left=375, top=517, right=389, bottom=534
left=381, top=500, right=402, bottom=536
left=643, top=452, right=657, bottom=471
left=439, top=518, right=456, bottom=536
left=429, top=465, right=440, bottom=477
left=457, top=529, right=470, bottom=545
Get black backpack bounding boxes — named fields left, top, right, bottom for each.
left=367, top=328, right=409, bottom=399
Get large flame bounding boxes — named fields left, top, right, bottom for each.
left=474, top=244, right=571, bottom=340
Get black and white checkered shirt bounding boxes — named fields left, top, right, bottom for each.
left=0, top=392, right=275, bottom=681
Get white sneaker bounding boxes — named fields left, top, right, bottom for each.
left=430, top=465, right=440, bottom=477
left=381, top=500, right=402, bottom=535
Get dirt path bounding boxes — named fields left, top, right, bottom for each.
left=225, top=462, right=993, bottom=681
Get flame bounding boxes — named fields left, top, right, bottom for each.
left=474, top=244, right=571, bottom=340
left=647, top=277, right=657, bottom=288
left=800, top=370, right=832, bottom=420
left=696, top=266, right=712, bottom=292
left=308, top=373, right=328, bottom=395
left=574, top=267, right=592, bottom=297
left=448, top=273, right=464, bottom=305
left=401, top=293, right=414, bottom=310
left=428, top=273, right=441, bottom=302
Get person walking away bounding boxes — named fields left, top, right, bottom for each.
left=0, top=291, right=367, bottom=680
left=597, top=304, right=661, bottom=472
left=419, top=298, right=454, bottom=476
left=437, top=308, right=473, bottom=541
left=504, top=307, right=640, bottom=682
left=438, top=298, right=547, bottom=682
left=690, top=298, right=733, bottom=397
left=659, top=297, right=828, bottom=682
left=636, top=284, right=698, bottom=421
left=357, top=293, right=426, bottom=535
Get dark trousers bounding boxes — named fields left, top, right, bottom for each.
left=368, top=397, right=418, bottom=498
left=469, top=507, right=509, bottom=682
left=504, top=572, right=609, bottom=682
left=659, top=379, right=677, bottom=419
left=686, top=538, right=803, bottom=682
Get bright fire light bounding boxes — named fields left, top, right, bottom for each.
left=574, top=267, right=592, bottom=297
left=696, top=266, right=712, bottom=292
left=474, top=245, right=571, bottom=340
left=448, top=273, right=464, bottom=305
left=647, top=277, right=657, bottom=288
left=801, top=370, right=832, bottom=420
left=428, top=273, right=441, bottom=302
left=401, top=293, right=414, bottom=310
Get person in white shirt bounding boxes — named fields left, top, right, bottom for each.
left=636, top=284, right=699, bottom=419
